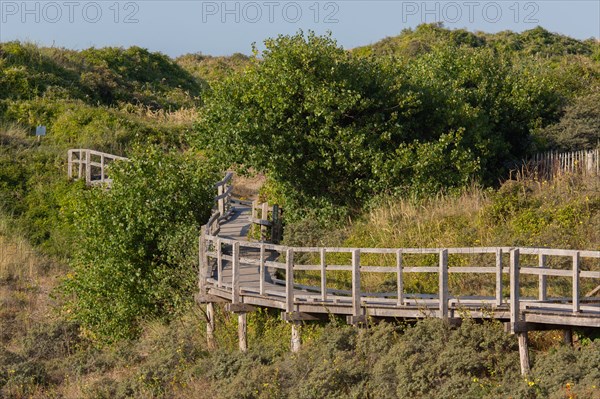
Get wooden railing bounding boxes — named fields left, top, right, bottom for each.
left=67, top=149, right=128, bottom=186
left=201, top=235, right=600, bottom=327
left=250, top=200, right=283, bottom=243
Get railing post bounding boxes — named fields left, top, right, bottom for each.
left=198, top=227, right=207, bottom=295
left=85, top=150, right=92, bottom=184
left=352, top=249, right=361, bottom=318
left=259, top=244, right=265, bottom=296
left=439, top=249, right=448, bottom=319
left=510, top=249, right=520, bottom=332
left=261, top=202, right=268, bottom=241
left=100, top=154, right=105, bottom=183
left=232, top=242, right=240, bottom=304
left=286, top=248, right=294, bottom=312
left=495, top=248, right=503, bottom=306
left=78, top=150, right=83, bottom=179
left=217, top=184, right=224, bottom=216
left=67, top=150, right=73, bottom=179
left=573, top=251, right=580, bottom=313
left=216, top=239, right=223, bottom=288
left=396, top=249, right=404, bottom=306
left=538, top=253, right=547, bottom=301
left=320, top=248, right=327, bottom=302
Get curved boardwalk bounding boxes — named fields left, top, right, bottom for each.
left=68, top=150, right=600, bottom=373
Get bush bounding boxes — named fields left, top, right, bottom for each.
left=61, top=147, right=218, bottom=342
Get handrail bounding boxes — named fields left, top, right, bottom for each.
left=67, top=149, right=128, bottom=186
left=201, top=229, right=600, bottom=329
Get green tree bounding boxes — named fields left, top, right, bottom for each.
left=62, top=147, right=218, bottom=342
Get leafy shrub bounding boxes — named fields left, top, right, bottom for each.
left=61, top=147, right=218, bottom=342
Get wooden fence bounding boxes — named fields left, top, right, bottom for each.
left=525, top=148, right=600, bottom=180
left=67, top=149, right=128, bottom=186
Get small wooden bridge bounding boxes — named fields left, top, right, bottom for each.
left=68, top=150, right=600, bottom=375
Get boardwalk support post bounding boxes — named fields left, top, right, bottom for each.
left=238, top=313, right=247, bottom=352
left=518, top=332, right=531, bottom=375
left=563, top=329, right=573, bottom=346
left=206, top=302, right=216, bottom=350
left=291, top=322, right=301, bottom=353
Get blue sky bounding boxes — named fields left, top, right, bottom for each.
left=1, top=1, right=599, bottom=56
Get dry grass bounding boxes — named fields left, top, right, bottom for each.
left=231, top=171, right=266, bottom=200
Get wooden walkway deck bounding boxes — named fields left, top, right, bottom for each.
left=67, top=150, right=600, bottom=373
left=198, top=175, right=600, bottom=333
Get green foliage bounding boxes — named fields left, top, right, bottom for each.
left=197, top=31, right=573, bottom=224
left=0, top=42, right=203, bottom=109
left=537, top=92, right=600, bottom=150
left=61, top=148, right=218, bottom=342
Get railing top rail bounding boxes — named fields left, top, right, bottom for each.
left=68, top=148, right=128, bottom=161
left=214, top=172, right=233, bottom=188
left=203, top=233, right=600, bottom=259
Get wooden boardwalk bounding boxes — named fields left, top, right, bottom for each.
left=67, top=150, right=600, bottom=373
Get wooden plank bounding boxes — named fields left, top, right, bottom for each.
left=206, top=303, right=216, bottom=350
left=259, top=244, right=265, bottom=296
left=216, top=239, right=223, bottom=288
left=198, top=228, right=207, bottom=295
left=352, top=249, right=361, bottom=317
left=496, top=249, right=503, bottom=306
left=518, top=332, right=531, bottom=375
left=238, top=313, right=247, bottom=352
left=510, top=249, right=520, bottom=329
left=286, top=248, right=294, bottom=312
left=320, top=248, right=327, bottom=302
left=232, top=241, right=240, bottom=304
left=538, top=254, right=547, bottom=301
left=573, top=251, right=580, bottom=313
left=397, top=250, right=404, bottom=306
left=291, top=323, right=301, bottom=353
left=226, top=303, right=257, bottom=313
left=439, top=249, right=449, bottom=319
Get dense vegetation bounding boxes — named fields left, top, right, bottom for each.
left=197, top=27, right=599, bottom=223
left=1, top=25, right=599, bottom=398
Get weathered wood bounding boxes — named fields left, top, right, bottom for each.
left=286, top=248, right=294, bottom=312
left=396, top=249, right=404, bottom=306
left=439, top=249, right=449, bottom=319
left=259, top=244, right=265, bottom=296
left=538, top=254, right=547, bottom=301
left=496, top=249, right=503, bottom=306
left=238, top=313, right=247, bottom=352
left=517, top=332, right=531, bottom=375
left=320, top=248, right=327, bottom=302
left=563, top=329, right=573, bottom=346
left=352, top=249, right=361, bottom=318
left=206, top=303, right=216, bottom=350
left=282, top=312, right=321, bottom=322
left=198, top=228, right=207, bottom=295
left=261, top=202, right=268, bottom=241
left=226, top=303, right=257, bottom=313
left=216, top=239, right=223, bottom=288
left=232, top=241, right=240, bottom=304
left=291, top=322, right=301, bottom=353
left=510, top=249, right=520, bottom=331
left=573, top=251, right=580, bottom=313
